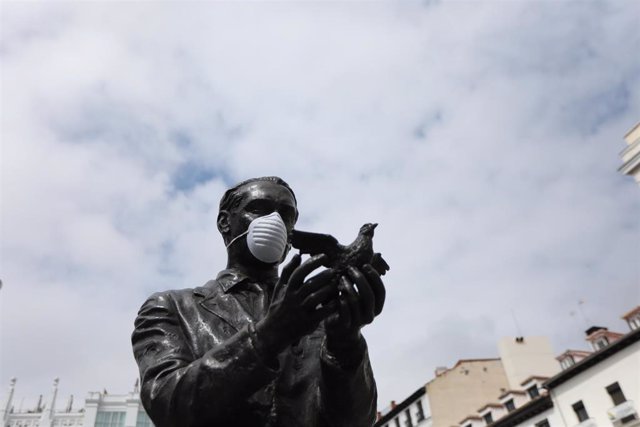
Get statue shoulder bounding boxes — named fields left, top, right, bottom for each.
left=137, top=280, right=219, bottom=312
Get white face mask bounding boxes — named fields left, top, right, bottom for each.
left=226, top=212, right=289, bottom=263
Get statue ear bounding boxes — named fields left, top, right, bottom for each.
left=217, top=211, right=231, bottom=235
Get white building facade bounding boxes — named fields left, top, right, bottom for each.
left=471, top=306, right=640, bottom=427
left=1, top=380, right=154, bottom=427
left=544, top=328, right=640, bottom=427
left=376, top=387, right=433, bottom=427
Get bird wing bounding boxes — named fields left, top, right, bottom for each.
left=290, top=229, right=340, bottom=256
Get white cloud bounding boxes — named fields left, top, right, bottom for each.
left=1, top=0, right=639, bottom=411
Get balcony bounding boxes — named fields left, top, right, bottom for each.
left=608, top=401, right=639, bottom=425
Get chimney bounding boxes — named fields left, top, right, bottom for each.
left=585, top=326, right=606, bottom=336
left=435, top=366, right=448, bottom=376
left=391, top=400, right=397, bottom=409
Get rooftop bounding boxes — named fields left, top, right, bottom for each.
left=488, top=395, right=553, bottom=427
left=375, top=386, right=426, bottom=425
left=545, top=326, right=640, bottom=389
left=621, top=305, right=640, bottom=320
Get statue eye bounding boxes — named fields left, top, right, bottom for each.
left=279, top=207, right=296, bottom=223
left=245, top=200, right=271, bottom=215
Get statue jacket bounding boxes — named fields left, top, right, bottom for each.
left=131, top=269, right=377, bottom=427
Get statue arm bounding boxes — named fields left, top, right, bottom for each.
left=319, top=334, right=378, bottom=427
left=131, top=292, right=278, bottom=427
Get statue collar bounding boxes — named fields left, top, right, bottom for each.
left=215, top=269, right=251, bottom=293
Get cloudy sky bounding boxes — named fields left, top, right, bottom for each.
left=1, top=0, right=639, bottom=413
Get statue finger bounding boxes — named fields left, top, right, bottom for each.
left=363, top=264, right=385, bottom=316
left=297, top=269, right=337, bottom=300
left=287, top=254, right=329, bottom=292
left=340, top=275, right=362, bottom=328
left=311, top=300, right=339, bottom=324
left=272, top=254, right=301, bottom=303
left=337, top=295, right=352, bottom=330
left=300, top=285, right=337, bottom=312
left=347, top=266, right=375, bottom=324
left=280, top=253, right=301, bottom=284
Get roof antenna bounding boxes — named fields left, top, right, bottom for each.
left=577, top=299, right=591, bottom=327
left=511, top=308, right=524, bottom=341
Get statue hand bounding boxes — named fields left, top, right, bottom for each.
left=325, top=265, right=386, bottom=348
left=256, top=253, right=338, bottom=354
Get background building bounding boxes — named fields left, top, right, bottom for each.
left=488, top=314, right=640, bottom=427
left=376, top=386, right=432, bottom=427
left=444, top=337, right=559, bottom=427
left=1, top=379, right=153, bottom=427
left=377, top=305, right=639, bottom=427
left=619, top=122, right=640, bottom=185
left=542, top=324, right=640, bottom=427
left=376, top=337, right=560, bottom=427
left=464, top=306, right=640, bottom=427
left=427, top=358, right=510, bottom=427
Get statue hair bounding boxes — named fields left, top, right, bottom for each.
left=219, top=176, right=297, bottom=214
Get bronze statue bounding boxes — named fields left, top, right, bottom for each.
left=132, top=177, right=388, bottom=427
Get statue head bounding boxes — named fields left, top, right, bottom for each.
left=218, top=177, right=298, bottom=266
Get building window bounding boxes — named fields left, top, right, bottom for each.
left=136, top=410, right=154, bottom=427
left=527, top=385, right=540, bottom=399
left=415, top=400, right=425, bottom=421
left=95, top=411, right=126, bottom=427
left=572, top=401, right=589, bottom=422
left=560, top=356, right=575, bottom=370
left=394, top=416, right=401, bottom=427
left=483, top=412, right=493, bottom=425
left=404, top=408, right=413, bottom=427
left=606, top=382, right=627, bottom=406
left=504, top=399, right=516, bottom=412
left=535, top=419, right=550, bottom=427
left=595, top=337, right=609, bottom=350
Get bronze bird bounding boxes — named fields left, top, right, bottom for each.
left=290, top=223, right=390, bottom=276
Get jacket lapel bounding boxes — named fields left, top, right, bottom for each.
left=196, top=281, right=255, bottom=333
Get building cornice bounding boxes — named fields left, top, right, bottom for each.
left=488, top=395, right=552, bottom=427
left=478, top=403, right=504, bottom=412
left=621, top=306, right=640, bottom=320
left=619, top=148, right=640, bottom=175
left=375, top=386, right=426, bottom=425
left=498, top=390, right=526, bottom=399
left=459, top=415, right=483, bottom=424
left=623, top=121, right=640, bottom=140
left=520, top=376, right=548, bottom=386
left=545, top=327, right=640, bottom=389
left=555, top=349, right=591, bottom=361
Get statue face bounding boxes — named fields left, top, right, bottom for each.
left=219, top=181, right=298, bottom=261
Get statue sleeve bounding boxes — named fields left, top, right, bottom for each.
left=319, top=335, right=378, bottom=427
left=131, top=292, right=278, bottom=427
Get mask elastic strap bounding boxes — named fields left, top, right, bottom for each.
left=225, top=230, right=249, bottom=249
